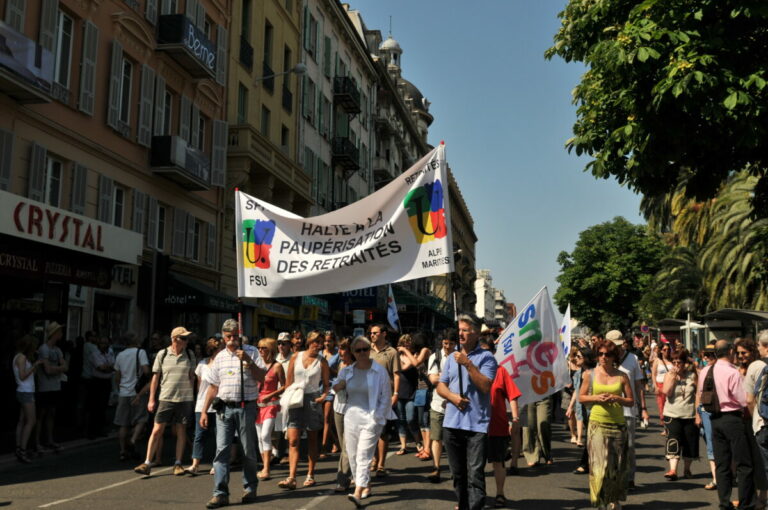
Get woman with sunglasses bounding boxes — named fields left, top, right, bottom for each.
left=652, top=343, right=673, bottom=431
left=255, top=338, right=285, bottom=480
left=333, top=336, right=395, bottom=507
left=661, top=349, right=698, bottom=481
left=579, top=340, right=635, bottom=510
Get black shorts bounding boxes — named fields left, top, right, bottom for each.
left=155, top=400, right=193, bottom=425
left=487, top=435, right=510, bottom=463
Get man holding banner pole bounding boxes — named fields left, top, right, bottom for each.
left=437, top=313, right=497, bottom=510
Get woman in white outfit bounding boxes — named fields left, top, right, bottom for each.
left=333, top=336, right=395, bottom=507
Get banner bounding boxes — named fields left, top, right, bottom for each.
left=560, top=304, right=572, bottom=357
left=235, top=145, right=453, bottom=297
left=387, top=285, right=401, bottom=332
left=494, top=287, right=570, bottom=406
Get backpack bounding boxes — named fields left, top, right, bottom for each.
left=754, top=359, right=768, bottom=421
left=700, top=364, right=720, bottom=414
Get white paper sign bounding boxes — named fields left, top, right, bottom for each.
left=235, top=145, right=454, bottom=298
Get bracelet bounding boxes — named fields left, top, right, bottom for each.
left=511, top=416, right=520, bottom=422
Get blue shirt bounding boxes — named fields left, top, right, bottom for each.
left=439, top=345, right=498, bottom=433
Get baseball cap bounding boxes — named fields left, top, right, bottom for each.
left=171, top=326, right=193, bottom=339
left=277, top=332, right=290, bottom=342
left=605, top=330, right=624, bottom=345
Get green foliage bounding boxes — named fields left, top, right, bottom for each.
left=554, top=217, right=665, bottom=332
left=546, top=0, right=768, bottom=217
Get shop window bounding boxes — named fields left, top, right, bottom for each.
left=46, top=158, right=63, bottom=207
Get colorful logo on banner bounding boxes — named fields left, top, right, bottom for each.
left=242, top=219, right=276, bottom=269
left=403, top=179, right=447, bottom=244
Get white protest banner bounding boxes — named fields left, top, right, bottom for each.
left=560, top=304, right=572, bottom=357
left=494, top=287, right=570, bottom=406
left=235, top=145, right=453, bottom=298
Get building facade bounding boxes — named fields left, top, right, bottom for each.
left=475, top=269, right=495, bottom=323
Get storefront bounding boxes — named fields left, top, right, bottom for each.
left=158, top=272, right=239, bottom=339
left=253, top=299, right=297, bottom=340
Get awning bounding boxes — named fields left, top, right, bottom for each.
left=162, top=273, right=238, bottom=313
left=701, top=308, right=768, bottom=322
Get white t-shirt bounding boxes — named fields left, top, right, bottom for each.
left=114, top=347, right=149, bottom=397
left=195, top=361, right=214, bottom=414
left=745, top=359, right=767, bottom=434
left=428, top=349, right=451, bottom=413
left=618, top=351, right=643, bottom=418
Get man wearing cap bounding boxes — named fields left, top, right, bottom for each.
left=606, top=329, right=648, bottom=490
left=134, top=326, right=196, bottom=476
left=36, top=321, right=68, bottom=451
left=200, top=319, right=268, bottom=508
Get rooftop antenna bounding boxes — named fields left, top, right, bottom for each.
left=389, top=15, right=392, bottom=37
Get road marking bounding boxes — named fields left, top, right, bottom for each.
left=37, top=467, right=173, bottom=508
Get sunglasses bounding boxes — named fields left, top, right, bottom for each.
left=257, top=346, right=269, bottom=350
left=354, top=347, right=370, bottom=354
left=597, top=352, right=611, bottom=357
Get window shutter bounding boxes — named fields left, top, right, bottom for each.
left=195, top=3, right=205, bottom=29
left=216, top=26, right=227, bottom=86
left=190, top=104, right=200, bottom=149
left=160, top=0, right=174, bottom=15
left=70, top=163, right=87, bottom=214
left=185, top=213, right=195, bottom=258
left=27, top=143, right=46, bottom=201
left=323, top=37, right=331, bottom=77
left=5, top=0, right=25, bottom=32
left=309, top=150, right=317, bottom=199
left=145, top=0, right=157, bottom=25
left=78, top=21, right=98, bottom=116
left=132, top=190, right=146, bottom=234
left=211, top=120, right=226, bottom=187
left=180, top=95, right=191, bottom=142
left=147, top=196, right=158, bottom=248
left=97, top=175, right=113, bottom=223
left=0, top=129, right=13, bottom=191
left=137, top=65, right=155, bottom=147
left=172, top=207, right=186, bottom=256
left=302, top=5, right=309, bottom=50
left=39, top=0, right=57, bottom=52
left=185, top=0, right=197, bottom=22
left=153, top=74, right=165, bottom=136
left=318, top=94, right=324, bottom=135
left=206, top=222, right=216, bottom=266
left=301, top=75, right=307, bottom=118
left=107, top=40, right=123, bottom=129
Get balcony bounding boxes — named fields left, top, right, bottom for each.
left=239, top=35, right=253, bottom=69
left=150, top=135, right=211, bottom=190
left=262, top=61, right=274, bottom=93
left=373, top=156, right=394, bottom=189
left=373, top=113, right=395, bottom=136
left=156, top=15, right=216, bottom=79
left=333, top=76, right=360, bottom=114
left=0, top=21, right=53, bottom=103
left=281, top=84, right=292, bottom=113
left=331, top=137, right=359, bottom=173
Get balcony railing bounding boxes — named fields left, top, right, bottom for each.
left=333, top=76, right=360, bottom=114
left=281, top=84, right=292, bottom=112
left=156, top=15, right=216, bottom=79
left=262, top=61, right=274, bottom=93
left=150, top=135, right=211, bottom=190
left=239, top=36, right=253, bottom=69
left=0, top=20, right=53, bottom=103
left=331, top=137, right=359, bottom=173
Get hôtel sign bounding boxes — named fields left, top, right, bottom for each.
left=0, top=189, right=143, bottom=265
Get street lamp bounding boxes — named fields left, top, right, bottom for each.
left=681, top=298, right=695, bottom=351
left=254, top=62, right=307, bottom=84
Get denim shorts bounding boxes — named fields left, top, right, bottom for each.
left=287, top=392, right=323, bottom=431
left=16, top=391, right=34, bottom=404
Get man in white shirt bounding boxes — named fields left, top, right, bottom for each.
left=426, top=328, right=457, bottom=483
left=606, top=329, right=649, bottom=491
left=747, top=330, right=768, bottom=508
left=114, top=333, right=150, bottom=460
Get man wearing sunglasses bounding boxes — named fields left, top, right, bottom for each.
left=368, top=323, right=400, bottom=476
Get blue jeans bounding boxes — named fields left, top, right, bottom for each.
left=444, top=427, right=487, bottom=510
left=192, top=412, right=215, bottom=460
left=213, top=403, right=259, bottom=497
left=396, top=399, right=419, bottom=441
left=698, top=404, right=715, bottom=460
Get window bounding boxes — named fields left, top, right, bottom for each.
left=260, top=105, right=270, bottom=137
left=46, top=158, right=62, bottom=207
left=54, top=11, right=73, bottom=88
left=280, top=125, right=289, bottom=153
left=197, top=115, right=206, bottom=151
left=119, top=59, right=133, bottom=123
left=113, top=187, right=125, bottom=227
left=303, top=77, right=316, bottom=124
left=163, top=91, right=172, bottom=135
left=192, top=220, right=201, bottom=261
left=160, top=0, right=177, bottom=15
left=304, top=12, right=317, bottom=58
left=263, top=21, right=273, bottom=66
left=157, top=205, right=166, bottom=251
left=284, top=0, right=292, bottom=13
left=204, top=18, right=211, bottom=39
left=241, top=0, right=251, bottom=39
left=237, top=83, right=248, bottom=123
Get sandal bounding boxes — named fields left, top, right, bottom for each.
left=396, top=448, right=407, bottom=456
left=376, top=467, right=388, bottom=477
left=278, top=477, right=297, bottom=490
left=361, top=488, right=371, bottom=499
left=494, top=495, right=507, bottom=508
left=184, top=466, right=199, bottom=476
left=303, top=476, right=316, bottom=487
left=704, top=481, right=717, bottom=490
left=257, top=471, right=270, bottom=480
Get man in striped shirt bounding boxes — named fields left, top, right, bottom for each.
left=200, top=319, right=267, bottom=508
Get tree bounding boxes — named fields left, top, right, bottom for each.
left=637, top=245, right=705, bottom=321
left=546, top=0, right=768, bottom=217
left=554, top=217, right=665, bottom=332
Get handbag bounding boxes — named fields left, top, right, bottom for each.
left=282, top=383, right=305, bottom=410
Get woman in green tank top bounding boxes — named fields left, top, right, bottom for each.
left=579, top=340, right=635, bottom=510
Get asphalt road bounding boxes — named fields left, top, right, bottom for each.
left=0, top=396, right=718, bottom=509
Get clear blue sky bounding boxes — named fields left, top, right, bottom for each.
left=349, top=0, right=644, bottom=313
